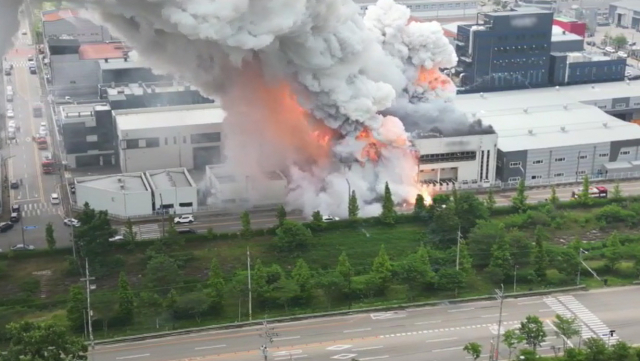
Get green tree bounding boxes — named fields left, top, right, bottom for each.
left=240, top=211, right=252, bottom=238
left=428, top=203, right=460, bottom=247
left=486, top=235, right=513, bottom=283
left=66, top=285, right=85, bottom=332
left=163, top=289, right=178, bottom=320
left=206, top=256, right=225, bottom=312
left=511, top=179, right=528, bottom=213
left=604, top=232, right=623, bottom=271
left=309, top=210, right=326, bottom=231
left=276, top=205, right=287, bottom=227
left=435, top=268, right=465, bottom=291
left=533, top=226, right=549, bottom=282
left=116, top=272, right=135, bottom=323
left=291, top=258, right=313, bottom=300
left=612, top=34, right=629, bottom=49
left=174, top=292, right=210, bottom=323
left=371, top=245, right=393, bottom=292
left=456, top=241, right=474, bottom=276
left=252, top=259, right=270, bottom=305
left=413, top=193, right=428, bottom=215
left=552, top=314, right=580, bottom=353
left=502, top=329, right=525, bottom=361
left=45, top=222, right=56, bottom=250
left=549, top=185, right=560, bottom=206
left=74, top=203, right=117, bottom=275
left=507, top=230, right=533, bottom=267
left=468, top=220, right=508, bottom=268
left=336, top=252, right=353, bottom=301
left=145, top=254, right=183, bottom=295
left=453, top=191, right=489, bottom=236
left=553, top=239, right=582, bottom=278
left=379, top=182, right=397, bottom=225
left=612, top=181, right=623, bottom=199
left=91, top=292, right=118, bottom=333
left=463, top=342, right=482, bottom=361
left=577, top=175, right=593, bottom=206
left=348, top=190, right=360, bottom=219
left=123, top=218, right=138, bottom=245
left=270, top=277, right=300, bottom=312
left=276, top=220, right=313, bottom=252
left=2, top=320, right=88, bottom=361
left=396, top=245, right=435, bottom=299
left=315, top=272, right=343, bottom=308
left=518, top=315, right=547, bottom=351
left=609, top=340, right=636, bottom=361
left=583, top=337, right=608, bottom=361
left=485, top=189, right=496, bottom=213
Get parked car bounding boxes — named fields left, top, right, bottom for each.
left=0, top=222, right=15, bottom=233
left=605, top=46, right=615, bottom=53
left=174, top=214, right=195, bottom=224
left=177, top=228, right=197, bottom=234
left=322, top=215, right=340, bottom=222
left=11, top=244, right=35, bottom=251
left=109, top=235, right=124, bottom=242
left=10, top=180, right=19, bottom=189
left=11, top=204, right=20, bottom=213
left=50, top=193, right=60, bottom=204
left=6, top=109, right=14, bottom=118
left=9, top=212, right=20, bottom=223
left=63, top=218, right=80, bottom=227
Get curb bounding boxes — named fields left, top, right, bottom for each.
left=93, top=285, right=587, bottom=346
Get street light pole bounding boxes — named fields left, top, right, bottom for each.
left=493, top=284, right=505, bottom=361
left=247, top=246, right=252, bottom=322
left=513, top=265, right=518, bottom=293
left=81, top=258, right=95, bottom=351
left=577, top=248, right=583, bottom=285
left=159, top=193, right=165, bottom=237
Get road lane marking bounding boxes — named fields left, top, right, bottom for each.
left=518, top=300, right=544, bottom=305
left=115, top=354, right=150, bottom=360
left=353, top=346, right=383, bottom=351
left=448, top=308, right=474, bottom=312
left=481, top=314, right=507, bottom=318
left=359, top=357, right=389, bottom=361
left=275, top=355, right=307, bottom=360
left=539, top=309, right=554, bottom=312
left=426, top=338, right=458, bottom=343
left=331, top=354, right=357, bottom=360
left=343, top=328, right=371, bottom=333
left=194, top=345, right=226, bottom=350
left=273, top=336, right=301, bottom=341
left=432, top=347, right=462, bottom=352
left=327, top=345, right=353, bottom=350
left=273, top=350, right=302, bottom=356
left=415, top=321, right=441, bottom=325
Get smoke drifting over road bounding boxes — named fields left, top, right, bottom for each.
left=0, top=0, right=487, bottom=217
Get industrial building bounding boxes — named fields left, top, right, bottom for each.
left=551, top=25, right=585, bottom=53
left=609, top=0, right=640, bottom=28
left=355, top=0, right=480, bottom=19
left=75, top=172, right=153, bottom=217
left=58, top=103, right=116, bottom=168
left=145, top=168, right=198, bottom=215
left=41, top=9, right=113, bottom=43
left=115, top=103, right=225, bottom=173
left=100, top=81, right=213, bottom=110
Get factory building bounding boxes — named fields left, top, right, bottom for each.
left=99, top=81, right=213, bottom=110
left=609, top=0, right=640, bottom=29
left=200, top=166, right=288, bottom=209
left=75, top=172, right=153, bottom=218
left=115, top=103, right=225, bottom=173
left=549, top=52, right=625, bottom=86
left=145, top=168, right=198, bottom=215
left=59, top=103, right=117, bottom=168
left=41, top=9, right=113, bottom=43
left=354, top=0, right=480, bottom=20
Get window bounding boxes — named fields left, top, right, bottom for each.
left=173, top=136, right=177, bottom=145
left=139, top=139, right=146, bottom=148
left=508, top=177, right=521, bottom=183
left=178, top=202, right=193, bottom=208
left=190, top=132, right=221, bottom=144
left=553, top=172, right=565, bottom=177
left=598, top=153, right=609, bottom=158
left=164, top=138, right=168, bottom=146
left=509, top=161, right=522, bottom=168
left=620, top=150, right=631, bottom=155
left=183, top=136, right=187, bottom=144
left=419, top=151, right=477, bottom=164
left=532, top=159, right=544, bottom=165
left=146, top=138, right=160, bottom=148
left=554, top=157, right=566, bottom=162
left=577, top=170, right=587, bottom=175
left=615, top=103, right=626, bottom=109
left=86, top=134, right=98, bottom=142
left=578, top=154, right=588, bottom=160
left=530, top=175, right=542, bottom=180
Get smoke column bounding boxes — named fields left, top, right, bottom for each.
left=0, top=0, right=484, bottom=217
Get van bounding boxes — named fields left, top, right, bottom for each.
left=6, top=86, right=12, bottom=94
left=6, top=93, right=13, bottom=102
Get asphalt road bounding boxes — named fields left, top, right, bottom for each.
left=90, top=287, right=640, bottom=361
left=1, top=21, right=68, bottom=250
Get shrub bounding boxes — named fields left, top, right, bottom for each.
left=594, top=205, right=636, bottom=225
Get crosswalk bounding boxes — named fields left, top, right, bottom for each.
left=118, top=223, right=161, bottom=240
left=544, top=296, right=618, bottom=343
left=20, top=202, right=63, bottom=218
left=7, top=61, right=31, bottom=68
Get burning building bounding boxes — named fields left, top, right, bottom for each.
left=1, top=0, right=492, bottom=218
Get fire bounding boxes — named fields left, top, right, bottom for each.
left=356, top=127, right=385, bottom=163
left=415, top=66, right=453, bottom=91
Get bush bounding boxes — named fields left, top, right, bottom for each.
left=594, top=205, right=636, bottom=225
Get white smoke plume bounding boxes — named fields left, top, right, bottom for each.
left=1, top=0, right=470, bottom=218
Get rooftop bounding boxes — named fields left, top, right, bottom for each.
left=474, top=103, right=640, bottom=152
left=75, top=173, right=149, bottom=192
left=611, top=0, right=640, bottom=11
left=60, top=103, right=108, bottom=120
left=114, top=103, right=225, bottom=131
left=79, top=42, right=131, bottom=61
left=98, top=58, right=141, bottom=71
left=206, top=165, right=286, bottom=183
left=554, top=16, right=578, bottom=22
left=146, top=168, right=194, bottom=189
left=551, top=25, right=584, bottom=42
left=42, top=9, right=79, bottom=22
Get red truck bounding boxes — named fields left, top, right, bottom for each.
left=36, top=136, right=48, bottom=150
left=41, top=153, right=55, bottom=174
left=571, top=186, right=608, bottom=199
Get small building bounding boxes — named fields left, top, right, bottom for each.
left=553, top=16, right=587, bottom=38
left=98, top=58, right=163, bottom=86
left=609, top=0, right=640, bottom=29
left=59, top=103, right=117, bottom=168
left=201, top=166, right=288, bottom=209
left=75, top=173, right=153, bottom=217
left=551, top=26, right=585, bottom=53
left=115, top=103, right=225, bottom=173
left=41, top=9, right=112, bottom=43
left=548, top=52, right=626, bottom=86
left=355, top=0, right=480, bottom=20
left=145, top=168, right=198, bottom=215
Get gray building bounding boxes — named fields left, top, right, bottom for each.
left=551, top=25, right=585, bottom=52
left=41, top=9, right=112, bottom=43
left=609, top=0, right=640, bottom=29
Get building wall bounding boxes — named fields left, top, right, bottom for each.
left=61, top=105, right=116, bottom=168
left=203, top=168, right=288, bottom=207
left=153, top=187, right=198, bottom=215
left=50, top=54, right=99, bottom=88
left=550, top=39, right=584, bottom=52
left=357, top=0, right=479, bottom=19
left=42, top=17, right=111, bottom=43
left=75, top=185, right=152, bottom=217
left=566, top=59, right=626, bottom=84
left=609, top=4, right=638, bottom=28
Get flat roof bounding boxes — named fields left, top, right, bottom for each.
left=146, top=168, right=194, bottom=189
left=611, top=0, right=640, bottom=11
left=60, top=103, right=108, bottom=120
left=475, top=103, right=640, bottom=152
left=206, top=165, right=286, bottom=182
left=76, top=173, right=149, bottom=192
left=42, top=9, right=79, bottom=22
left=79, top=43, right=130, bottom=61
left=98, top=59, right=142, bottom=71
left=115, top=103, right=225, bottom=131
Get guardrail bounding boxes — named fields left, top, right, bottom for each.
left=93, top=285, right=587, bottom=346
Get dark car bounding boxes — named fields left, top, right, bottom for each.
left=10, top=180, right=19, bottom=189
left=9, top=212, right=20, bottom=223
left=176, top=228, right=197, bottom=234
left=0, top=222, right=14, bottom=233
left=11, top=204, right=20, bottom=213
left=29, top=66, right=36, bottom=75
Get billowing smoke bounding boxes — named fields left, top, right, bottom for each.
left=0, top=0, right=22, bottom=59
left=1, top=0, right=486, bottom=218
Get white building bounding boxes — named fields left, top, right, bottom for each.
left=355, top=0, right=480, bottom=20
left=75, top=173, right=153, bottom=218
left=413, top=133, right=499, bottom=188
left=114, top=103, right=225, bottom=173
left=202, top=166, right=288, bottom=208
left=145, top=168, right=198, bottom=215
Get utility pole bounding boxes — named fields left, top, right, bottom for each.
left=513, top=265, right=518, bottom=293
left=577, top=248, right=583, bottom=285
left=455, top=225, right=462, bottom=296
left=247, top=246, right=252, bottom=322
left=20, top=216, right=26, bottom=247
left=81, top=258, right=95, bottom=351
left=493, top=284, right=505, bottom=361
left=159, top=193, right=165, bottom=237
left=259, top=320, right=279, bottom=361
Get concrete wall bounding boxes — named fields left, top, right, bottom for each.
left=75, top=183, right=153, bottom=217
left=153, top=186, right=198, bottom=215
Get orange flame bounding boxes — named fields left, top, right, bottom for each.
left=355, top=127, right=386, bottom=163
left=415, top=66, right=453, bottom=91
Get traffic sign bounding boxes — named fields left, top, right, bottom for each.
left=23, top=226, right=37, bottom=230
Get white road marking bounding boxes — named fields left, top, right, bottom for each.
left=415, top=321, right=441, bottom=325
left=426, top=338, right=458, bottom=343
left=331, top=354, right=357, bottom=360
left=272, top=336, right=301, bottom=341
left=481, top=314, right=507, bottom=318
left=539, top=309, right=554, bottom=312
left=273, top=350, right=302, bottom=356
left=448, top=308, right=475, bottom=312
left=359, top=356, right=389, bottom=361
left=518, top=300, right=544, bottom=305
left=353, top=346, right=384, bottom=351
left=194, top=345, right=226, bottom=350
left=115, top=354, right=150, bottom=360
left=274, top=355, right=307, bottom=360
left=432, top=347, right=462, bottom=352
left=343, top=328, right=371, bottom=333
left=327, top=345, right=352, bottom=351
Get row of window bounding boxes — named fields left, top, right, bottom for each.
left=419, top=151, right=477, bottom=164
left=361, top=2, right=477, bottom=11
left=495, top=33, right=548, bottom=42
left=507, top=171, right=587, bottom=182
left=492, top=45, right=549, bottom=54
left=508, top=151, right=628, bottom=168
left=121, top=132, right=221, bottom=149
left=571, top=65, right=624, bottom=75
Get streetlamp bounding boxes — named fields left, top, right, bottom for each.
left=513, top=265, right=518, bottom=293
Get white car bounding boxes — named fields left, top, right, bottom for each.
left=109, top=235, right=124, bottom=242
left=39, top=126, right=47, bottom=135
left=50, top=193, right=60, bottom=204
left=174, top=214, right=195, bottom=224
left=63, top=218, right=80, bottom=227
left=40, top=122, right=47, bottom=128
left=6, top=110, right=14, bottom=118
left=11, top=244, right=35, bottom=251
left=21, top=29, right=27, bottom=35
left=618, top=51, right=628, bottom=58
left=322, top=215, right=340, bottom=222
left=605, top=46, right=615, bottom=53
left=8, top=121, right=16, bottom=129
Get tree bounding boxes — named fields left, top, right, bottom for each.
left=163, top=289, right=178, bottom=320
left=485, top=189, right=496, bottom=213
left=435, top=268, right=465, bottom=291
left=270, top=277, right=300, bottom=312
left=577, top=175, right=593, bottom=206
left=45, top=222, right=56, bottom=250
left=276, top=220, right=313, bottom=252
left=552, top=314, right=580, bottom=353
left=532, top=226, right=549, bottom=282
left=379, top=182, right=397, bottom=225
left=240, top=211, right=252, bottom=238
left=453, top=191, right=489, bottom=236
left=511, top=179, right=528, bottom=213
left=549, top=185, right=560, bottom=206
left=348, top=190, right=360, bottom=219
left=145, top=254, right=183, bottom=295
left=463, top=342, right=482, bottom=361
left=612, top=181, right=623, bottom=199
left=174, top=292, right=210, bottom=323
left=604, top=232, right=623, bottom=271
left=2, top=320, right=88, bottom=361
left=291, top=258, right=313, bottom=300
left=206, top=256, right=225, bottom=312
left=371, top=245, right=393, bottom=293
left=123, top=218, right=138, bottom=245
left=468, top=221, right=508, bottom=268
left=66, top=285, right=85, bottom=332
left=397, top=245, right=435, bottom=299
left=74, top=203, right=117, bottom=274
left=518, top=315, right=547, bottom=351
left=413, top=193, right=427, bottom=215
left=502, top=329, right=525, bottom=361
left=609, top=340, right=636, bottom=361
left=427, top=203, right=460, bottom=247
left=486, top=235, right=513, bottom=283
left=612, top=34, right=628, bottom=49
left=252, top=259, right=270, bottom=305
left=583, top=337, right=608, bottom=361
left=116, top=272, right=135, bottom=323
left=311, top=210, right=323, bottom=224
left=336, top=252, right=353, bottom=300
left=276, top=205, right=287, bottom=227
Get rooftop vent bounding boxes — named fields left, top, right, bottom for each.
left=591, top=85, right=595, bottom=89
left=626, top=79, right=631, bottom=85
left=117, top=88, right=124, bottom=94
left=480, top=92, right=485, bottom=98
left=117, top=177, right=123, bottom=183
left=563, top=104, right=569, bottom=110
left=560, top=126, right=567, bottom=132
left=119, top=183, right=125, bottom=190
left=523, top=107, right=529, bottom=113
left=555, top=86, right=560, bottom=91
left=603, top=122, right=608, bottom=128
left=528, top=129, right=534, bottom=135
left=104, top=58, right=109, bottom=63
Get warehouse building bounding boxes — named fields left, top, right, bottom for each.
left=146, top=168, right=198, bottom=215
left=609, top=0, right=640, bottom=29
left=75, top=172, right=153, bottom=217
left=355, top=0, right=480, bottom=20
left=41, top=9, right=113, bottom=43
left=115, top=103, right=225, bottom=173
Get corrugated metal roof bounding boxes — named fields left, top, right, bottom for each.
left=611, top=0, right=640, bottom=11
